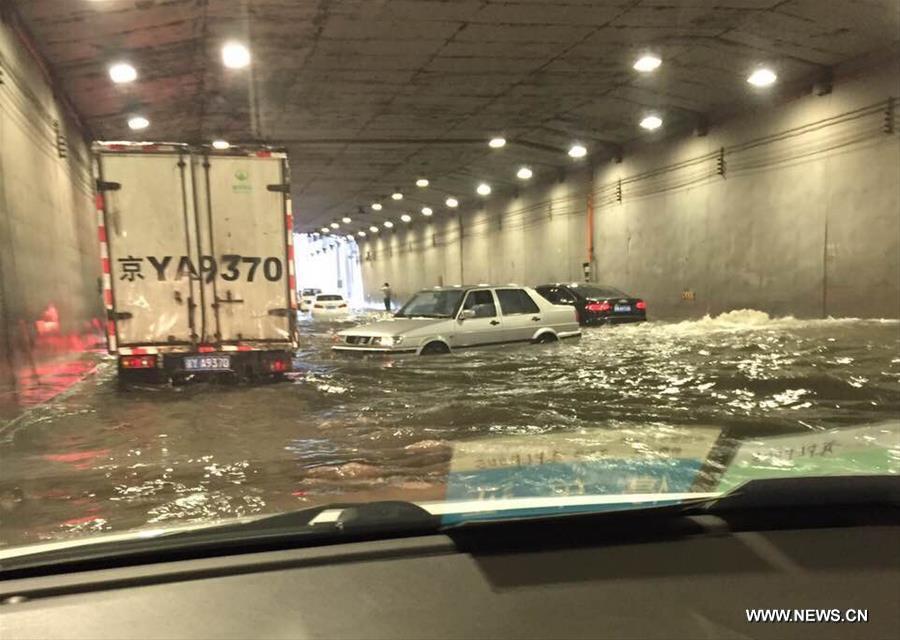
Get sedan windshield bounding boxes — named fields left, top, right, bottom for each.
left=395, top=290, right=465, bottom=318
left=574, top=285, right=628, bottom=299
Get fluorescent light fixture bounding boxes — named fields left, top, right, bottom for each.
left=633, top=54, right=661, bottom=73
left=108, top=62, right=137, bottom=84
left=320, top=227, right=330, bottom=233
left=445, top=197, right=459, bottom=208
left=211, top=140, right=230, bottom=150
left=400, top=214, right=412, bottom=222
left=369, top=225, right=379, bottom=233
left=639, top=114, right=663, bottom=130
left=416, top=178, right=429, bottom=187
left=567, top=144, right=587, bottom=159
left=222, top=42, right=251, bottom=69
left=383, top=220, right=394, bottom=228
left=330, top=222, right=340, bottom=229
left=516, top=166, right=533, bottom=180
left=476, top=183, right=492, bottom=196
left=358, top=231, right=367, bottom=237
left=488, top=137, right=506, bottom=148
left=421, top=206, right=433, bottom=216
left=747, top=67, right=777, bottom=87
left=342, top=216, right=352, bottom=224
left=391, top=192, right=403, bottom=200
left=127, top=116, right=149, bottom=130
left=371, top=202, right=383, bottom=211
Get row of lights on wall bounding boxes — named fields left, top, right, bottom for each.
left=109, top=41, right=252, bottom=151
left=315, top=52, right=779, bottom=239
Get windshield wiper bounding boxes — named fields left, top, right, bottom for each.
left=0, top=501, right=437, bottom=577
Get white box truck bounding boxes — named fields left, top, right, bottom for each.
left=94, top=143, right=298, bottom=382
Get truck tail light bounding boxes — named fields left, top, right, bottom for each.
left=636, top=300, right=647, bottom=310
left=586, top=302, right=611, bottom=312
left=338, top=303, right=347, bottom=308
left=120, top=355, right=157, bottom=369
left=268, top=358, right=290, bottom=373
left=314, top=304, right=324, bottom=309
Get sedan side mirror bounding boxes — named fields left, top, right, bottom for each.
left=458, top=309, right=476, bottom=321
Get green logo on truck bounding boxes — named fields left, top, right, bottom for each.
left=233, top=169, right=251, bottom=193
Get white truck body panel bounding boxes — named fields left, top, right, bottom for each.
left=98, top=150, right=295, bottom=353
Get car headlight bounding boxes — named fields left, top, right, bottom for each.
left=374, top=336, right=403, bottom=346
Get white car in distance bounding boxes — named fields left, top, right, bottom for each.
left=333, top=286, right=580, bottom=355
left=311, top=293, right=349, bottom=320
left=298, top=288, right=322, bottom=312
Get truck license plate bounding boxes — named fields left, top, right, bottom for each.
left=184, top=355, right=231, bottom=371
left=614, top=304, right=631, bottom=313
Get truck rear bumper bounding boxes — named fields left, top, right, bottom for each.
left=117, top=349, right=294, bottom=382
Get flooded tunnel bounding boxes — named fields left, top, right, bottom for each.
left=0, top=2, right=899, bottom=638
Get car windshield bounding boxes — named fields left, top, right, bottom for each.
left=0, top=0, right=898, bottom=562
left=573, top=285, right=628, bottom=299
left=395, top=291, right=465, bottom=318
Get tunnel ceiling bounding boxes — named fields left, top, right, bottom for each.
left=10, top=0, right=900, bottom=232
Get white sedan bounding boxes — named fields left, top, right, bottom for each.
left=333, top=286, right=580, bottom=355
left=311, top=293, right=349, bottom=319
left=298, top=288, right=322, bottom=312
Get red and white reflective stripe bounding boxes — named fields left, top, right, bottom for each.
left=96, top=193, right=116, bottom=352
left=220, top=345, right=255, bottom=352
left=285, top=200, right=297, bottom=309
left=118, top=347, right=160, bottom=356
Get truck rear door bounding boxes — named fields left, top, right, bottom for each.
left=195, top=154, right=292, bottom=344
left=100, top=152, right=197, bottom=348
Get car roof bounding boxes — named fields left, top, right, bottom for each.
left=537, top=283, right=622, bottom=289
left=418, top=284, right=530, bottom=293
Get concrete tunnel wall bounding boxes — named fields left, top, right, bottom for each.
left=0, top=14, right=102, bottom=401
left=361, top=62, right=900, bottom=320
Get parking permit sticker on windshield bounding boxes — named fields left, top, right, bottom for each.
left=443, top=427, right=722, bottom=522
left=716, top=421, right=900, bottom=492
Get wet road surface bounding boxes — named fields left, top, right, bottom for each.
left=1, top=310, right=899, bottom=547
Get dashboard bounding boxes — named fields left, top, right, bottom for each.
left=1, top=510, right=898, bottom=639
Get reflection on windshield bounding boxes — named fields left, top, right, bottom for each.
left=394, top=290, right=464, bottom=318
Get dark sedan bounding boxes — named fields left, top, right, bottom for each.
left=535, top=283, right=647, bottom=326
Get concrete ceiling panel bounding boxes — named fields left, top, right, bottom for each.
left=10, top=0, right=899, bottom=230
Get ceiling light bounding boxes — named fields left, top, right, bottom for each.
left=567, top=144, right=587, bottom=159
left=445, top=197, right=459, bottom=208
left=342, top=216, right=352, bottom=224
left=476, top=183, right=492, bottom=196
left=416, top=178, right=429, bottom=187
left=488, top=137, right=506, bottom=148
left=222, top=42, right=251, bottom=69
left=211, top=140, right=230, bottom=150
left=358, top=231, right=367, bottom=237
left=639, top=114, right=663, bottom=130
left=516, top=166, right=533, bottom=180
left=633, top=54, right=661, bottom=73
left=369, top=225, right=379, bottom=233
left=330, top=222, right=340, bottom=229
left=127, top=116, right=149, bottom=130
left=320, top=227, right=330, bottom=234
left=371, top=202, right=383, bottom=211
left=108, top=62, right=137, bottom=84
left=747, top=67, right=777, bottom=87
left=391, top=192, right=403, bottom=200
left=400, top=214, right=412, bottom=223
left=383, top=220, right=394, bottom=228
left=421, top=206, right=433, bottom=216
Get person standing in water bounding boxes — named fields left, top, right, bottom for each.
left=380, top=282, right=392, bottom=312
